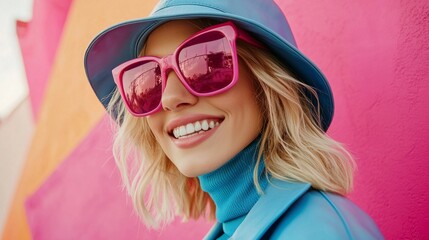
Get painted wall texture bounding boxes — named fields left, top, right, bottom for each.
left=17, top=0, right=73, bottom=120
left=276, top=1, right=429, bottom=239
left=3, top=0, right=159, bottom=239
left=3, top=0, right=428, bottom=239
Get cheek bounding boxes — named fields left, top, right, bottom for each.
left=235, top=68, right=262, bottom=116
left=146, top=116, right=163, bottom=141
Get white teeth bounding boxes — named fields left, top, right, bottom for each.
left=201, top=120, right=209, bottom=130
left=179, top=126, right=186, bottom=136
left=195, top=121, right=202, bottom=131
left=173, top=128, right=180, bottom=138
left=172, top=119, right=221, bottom=139
left=186, top=123, right=195, bottom=134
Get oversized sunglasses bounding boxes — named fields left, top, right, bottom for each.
left=112, top=21, right=263, bottom=117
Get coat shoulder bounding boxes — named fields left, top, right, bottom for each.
left=269, top=189, right=384, bottom=239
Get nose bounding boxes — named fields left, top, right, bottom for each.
left=161, top=71, right=198, bottom=112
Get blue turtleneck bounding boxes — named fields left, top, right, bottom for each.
left=198, top=136, right=268, bottom=239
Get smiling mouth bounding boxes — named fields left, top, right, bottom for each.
left=170, top=119, right=223, bottom=139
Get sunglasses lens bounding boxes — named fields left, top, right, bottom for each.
left=122, top=61, right=162, bottom=114
left=178, top=31, right=234, bottom=94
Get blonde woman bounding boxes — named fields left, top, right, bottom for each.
left=84, top=0, right=383, bottom=239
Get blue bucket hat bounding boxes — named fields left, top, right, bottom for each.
left=84, top=0, right=334, bottom=131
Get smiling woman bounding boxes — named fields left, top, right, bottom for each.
left=142, top=20, right=262, bottom=177
left=84, top=0, right=383, bottom=239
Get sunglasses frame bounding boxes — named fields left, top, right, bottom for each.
left=112, top=21, right=263, bottom=117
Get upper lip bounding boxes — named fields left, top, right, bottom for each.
left=166, top=114, right=225, bottom=135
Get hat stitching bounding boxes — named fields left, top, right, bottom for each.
left=154, top=2, right=226, bottom=14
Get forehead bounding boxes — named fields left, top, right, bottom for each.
left=144, top=20, right=201, bottom=57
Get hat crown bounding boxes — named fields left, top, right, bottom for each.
left=152, top=0, right=296, bottom=46
left=84, top=0, right=334, bottom=131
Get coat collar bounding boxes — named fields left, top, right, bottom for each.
left=204, top=179, right=311, bottom=240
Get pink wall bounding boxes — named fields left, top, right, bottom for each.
left=277, top=0, right=429, bottom=238
left=17, top=0, right=73, bottom=120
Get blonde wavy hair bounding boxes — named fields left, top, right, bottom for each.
left=107, top=19, right=356, bottom=228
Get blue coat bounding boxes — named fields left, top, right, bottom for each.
left=204, top=179, right=383, bottom=239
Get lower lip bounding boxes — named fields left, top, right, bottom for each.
left=171, top=125, right=220, bottom=148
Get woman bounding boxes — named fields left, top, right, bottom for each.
left=84, top=0, right=383, bottom=239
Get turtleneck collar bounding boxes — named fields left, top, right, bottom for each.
left=198, top=136, right=268, bottom=236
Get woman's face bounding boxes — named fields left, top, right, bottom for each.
left=145, top=20, right=262, bottom=177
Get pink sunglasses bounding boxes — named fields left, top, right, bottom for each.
left=112, top=21, right=264, bottom=117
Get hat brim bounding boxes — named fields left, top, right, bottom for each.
left=84, top=4, right=333, bottom=131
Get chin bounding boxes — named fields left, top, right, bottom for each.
left=175, top=160, right=219, bottom=178
left=177, top=168, right=201, bottom=178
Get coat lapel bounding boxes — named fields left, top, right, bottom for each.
left=203, top=222, right=223, bottom=240
left=232, top=179, right=311, bottom=239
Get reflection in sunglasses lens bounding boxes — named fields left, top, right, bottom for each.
left=123, top=61, right=162, bottom=114
left=179, top=32, right=233, bottom=93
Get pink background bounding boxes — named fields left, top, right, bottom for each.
left=6, top=0, right=428, bottom=239
left=278, top=1, right=429, bottom=239
left=16, top=0, right=73, bottom=120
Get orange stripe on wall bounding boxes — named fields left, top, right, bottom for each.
left=2, top=0, right=159, bottom=239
